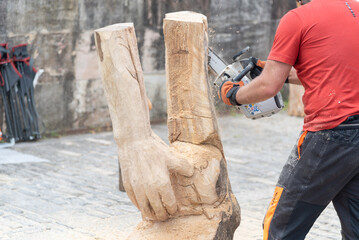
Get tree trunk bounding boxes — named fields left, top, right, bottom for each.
left=288, top=84, right=305, bottom=117
left=95, top=12, right=240, bottom=239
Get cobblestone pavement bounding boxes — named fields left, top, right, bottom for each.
left=0, top=112, right=341, bottom=239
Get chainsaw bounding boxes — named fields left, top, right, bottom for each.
left=208, top=47, right=284, bottom=119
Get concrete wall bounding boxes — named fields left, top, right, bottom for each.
left=0, top=0, right=296, bottom=133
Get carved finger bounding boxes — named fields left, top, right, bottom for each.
left=167, top=153, right=194, bottom=177
left=160, top=185, right=178, bottom=215
left=134, top=188, right=156, bottom=221
left=124, top=185, right=139, bottom=209
left=147, top=190, right=169, bottom=221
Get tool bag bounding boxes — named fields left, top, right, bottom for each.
left=0, top=43, right=42, bottom=143
left=13, top=44, right=41, bottom=140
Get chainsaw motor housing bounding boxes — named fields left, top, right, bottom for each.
left=209, top=47, right=284, bottom=120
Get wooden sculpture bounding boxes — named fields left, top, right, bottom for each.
left=288, top=85, right=305, bottom=117
left=95, top=11, right=240, bottom=240
left=288, top=1, right=306, bottom=118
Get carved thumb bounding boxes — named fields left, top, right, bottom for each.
left=166, top=152, right=194, bottom=177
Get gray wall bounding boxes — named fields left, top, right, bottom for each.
left=0, top=0, right=296, bottom=133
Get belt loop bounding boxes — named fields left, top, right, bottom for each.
left=297, top=131, right=308, bottom=160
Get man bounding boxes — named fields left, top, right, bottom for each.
left=219, top=0, right=359, bottom=239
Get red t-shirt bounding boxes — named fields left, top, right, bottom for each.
left=268, top=0, right=359, bottom=131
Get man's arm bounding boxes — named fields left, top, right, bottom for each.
left=235, top=60, right=292, bottom=105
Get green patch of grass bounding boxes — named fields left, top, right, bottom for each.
left=42, top=131, right=62, bottom=139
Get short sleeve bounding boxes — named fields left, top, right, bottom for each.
left=268, top=11, right=302, bottom=66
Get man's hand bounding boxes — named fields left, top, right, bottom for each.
left=119, top=134, right=194, bottom=222
left=218, top=80, right=244, bottom=106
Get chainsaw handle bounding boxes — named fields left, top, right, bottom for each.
left=233, top=62, right=254, bottom=82
left=232, top=46, right=250, bottom=62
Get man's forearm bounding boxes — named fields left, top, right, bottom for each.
left=235, top=75, right=280, bottom=105
left=235, top=60, right=292, bottom=105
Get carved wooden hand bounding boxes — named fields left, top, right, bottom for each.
left=119, top=135, right=194, bottom=221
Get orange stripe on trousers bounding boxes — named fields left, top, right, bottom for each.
left=263, top=186, right=284, bottom=240
left=297, top=131, right=308, bottom=160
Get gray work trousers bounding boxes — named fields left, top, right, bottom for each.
left=264, top=124, right=359, bottom=239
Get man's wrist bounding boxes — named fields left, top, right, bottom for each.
left=228, top=87, right=241, bottom=106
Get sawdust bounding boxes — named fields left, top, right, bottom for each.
left=128, top=214, right=218, bottom=240
left=126, top=193, right=239, bottom=240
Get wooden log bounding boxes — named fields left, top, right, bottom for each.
left=95, top=12, right=240, bottom=239
left=288, top=84, right=305, bottom=117
left=162, top=12, right=240, bottom=239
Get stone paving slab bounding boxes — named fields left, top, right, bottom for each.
left=0, top=150, right=49, bottom=165
left=0, top=112, right=341, bottom=239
